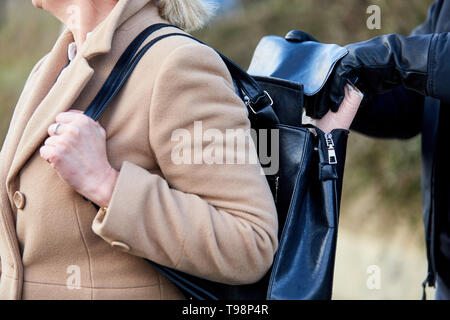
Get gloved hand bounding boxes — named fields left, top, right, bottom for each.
left=311, top=32, right=450, bottom=119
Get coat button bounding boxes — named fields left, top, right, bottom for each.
left=13, top=191, right=26, bottom=210
left=111, top=241, right=130, bottom=252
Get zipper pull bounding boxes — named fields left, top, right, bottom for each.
left=274, top=175, right=280, bottom=203
left=325, top=133, right=337, bottom=165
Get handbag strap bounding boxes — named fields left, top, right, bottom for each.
left=84, top=25, right=279, bottom=124
left=84, top=23, right=177, bottom=120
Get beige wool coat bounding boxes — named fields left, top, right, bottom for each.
left=0, top=0, right=278, bottom=300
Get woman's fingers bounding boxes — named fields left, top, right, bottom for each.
left=39, top=144, right=57, bottom=166
left=56, top=110, right=88, bottom=124
left=48, top=122, right=80, bottom=137
left=56, top=110, right=102, bottom=130
left=43, top=135, right=60, bottom=147
left=48, top=123, right=61, bottom=136
left=48, top=109, right=96, bottom=138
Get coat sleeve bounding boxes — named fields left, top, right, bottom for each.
left=92, top=42, right=279, bottom=285
left=351, top=86, right=424, bottom=139
left=411, top=0, right=443, bottom=35
left=351, top=0, right=443, bottom=139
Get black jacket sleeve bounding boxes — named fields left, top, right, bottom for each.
left=350, top=1, right=444, bottom=139
left=351, top=87, right=424, bottom=139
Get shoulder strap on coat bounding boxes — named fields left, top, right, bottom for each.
left=84, top=24, right=279, bottom=125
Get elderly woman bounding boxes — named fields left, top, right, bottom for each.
left=0, top=0, right=362, bottom=300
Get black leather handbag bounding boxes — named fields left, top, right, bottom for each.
left=84, top=24, right=350, bottom=300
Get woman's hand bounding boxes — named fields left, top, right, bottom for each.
left=316, top=83, right=363, bottom=134
left=40, top=110, right=118, bottom=208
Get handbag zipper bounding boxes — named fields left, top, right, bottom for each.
left=267, top=175, right=280, bottom=203
left=274, top=175, right=280, bottom=203
left=325, top=133, right=337, bottom=165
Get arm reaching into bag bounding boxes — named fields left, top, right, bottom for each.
left=351, top=87, right=424, bottom=139
left=311, top=32, right=450, bottom=118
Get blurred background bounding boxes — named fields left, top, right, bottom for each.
left=0, top=0, right=436, bottom=299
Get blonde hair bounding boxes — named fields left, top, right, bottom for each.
left=156, top=0, right=217, bottom=31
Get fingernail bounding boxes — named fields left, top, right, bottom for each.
left=346, top=83, right=364, bottom=98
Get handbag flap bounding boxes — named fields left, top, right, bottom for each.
left=247, top=34, right=348, bottom=96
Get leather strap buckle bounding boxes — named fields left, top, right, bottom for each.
left=244, top=90, right=274, bottom=114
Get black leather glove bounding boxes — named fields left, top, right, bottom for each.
left=312, top=32, right=450, bottom=118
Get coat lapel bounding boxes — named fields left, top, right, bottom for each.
left=6, top=48, right=94, bottom=192
left=0, top=29, right=72, bottom=163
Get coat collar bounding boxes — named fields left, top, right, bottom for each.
left=81, top=0, right=154, bottom=59
left=5, top=0, right=158, bottom=193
